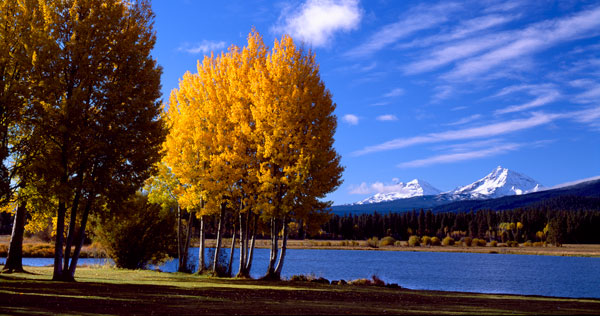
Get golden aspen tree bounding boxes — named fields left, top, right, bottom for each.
left=251, top=35, right=343, bottom=280
left=21, top=0, right=165, bottom=281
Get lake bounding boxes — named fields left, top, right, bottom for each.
left=3, top=248, right=600, bottom=299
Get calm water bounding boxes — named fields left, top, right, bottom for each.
left=3, top=249, right=599, bottom=299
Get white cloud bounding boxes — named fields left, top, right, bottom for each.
left=274, top=0, right=362, bottom=47
left=444, top=6, right=600, bottom=80
left=444, top=114, right=482, bottom=126
left=383, top=88, right=404, bottom=98
left=178, top=40, right=227, bottom=54
left=342, top=114, right=360, bottom=125
left=369, top=101, right=389, bottom=106
left=345, top=2, right=461, bottom=58
left=377, top=114, right=398, bottom=121
left=349, top=180, right=413, bottom=195
left=398, top=143, right=521, bottom=168
left=353, top=112, right=561, bottom=156
left=495, top=91, right=560, bottom=114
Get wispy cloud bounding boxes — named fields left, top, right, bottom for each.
left=495, top=91, right=560, bottom=115
left=353, top=112, right=561, bottom=156
left=369, top=101, right=389, bottom=106
left=398, top=143, right=521, bottom=168
left=345, top=2, right=461, bottom=58
left=274, top=0, right=362, bottom=47
left=342, top=114, right=360, bottom=125
left=444, top=114, right=482, bottom=126
left=383, top=88, right=404, bottom=98
left=376, top=114, right=398, bottom=121
left=443, top=6, right=600, bottom=80
left=178, top=40, right=227, bottom=54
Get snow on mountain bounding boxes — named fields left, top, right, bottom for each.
left=444, top=166, right=543, bottom=200
left=355, top=179, right=441, bottom=205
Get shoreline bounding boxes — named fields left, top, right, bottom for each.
left=2, top=235, right=600, bottom=258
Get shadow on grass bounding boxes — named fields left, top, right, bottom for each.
left=2, top=273, right=600, bottom=315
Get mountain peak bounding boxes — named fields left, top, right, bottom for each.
left=449, top=166, right=543, bottom=199
left=355, top=178, right=441, bottom=205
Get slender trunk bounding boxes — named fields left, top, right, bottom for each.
left=66, top=196, right=92, bottom=280
left=3, top=200, right=27, bottom=272
left=179, top=210, right=193, bottom=272
left=274, top=216, right=289, bottom=278
left=237, top=212, right=246, bottom=277
left=227, top=225, right=236, bottom=276
left=212, top=204, right=225, bottom=275
left=265, top=217, right=279, bottom=279
left=177, top=205, right=182, bottom=270
left=63, top=189, right=81, bottom=272
left=52, top=201, right=66, bottom=280
left=197, top=215, right=205, bottom=274
left=245, top=212, right=257, bottom=273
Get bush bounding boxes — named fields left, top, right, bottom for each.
left=380, top=236, right=396, bottom=247
left=471, top=238, right=486, bottom=247
left=507, top=241, right=519, bottom=247
left=431, top=236, right=441, bottom=246
left=92, top=193, right=176, bottom=269
left=421, top=236, right=432, bottom=246
left=489, top=240, right=498, bottom=247
left=366, top=237, right=379, bottom=248
left=408, top=235, right=420, bottom=247
left=523, top=240, right=533, bottom=247
left=442, top=236, right=455, bottom=246
left=394, top=240, right=403, bottom=247
left=463, top=237, right=472, bottom=247
left=533, top=241, right=544, bottom=247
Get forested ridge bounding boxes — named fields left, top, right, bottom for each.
left=323, top=195, right=600, bottom=244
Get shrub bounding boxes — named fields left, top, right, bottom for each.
left=394, top=240, right=403, bottom=247
left=489, top=240, right=498, bottom=247
left=523, top=240, right=533, bottom=247
left=463, top=237, right=473, bottom=247
left=380, top=236, right=396, bottom=247
left=92, top=193, right=176, bottom=270
left=408, top=235, right=420, bottom=247
left=507, top=241, right=519, bottom=247
left=366, top=237, right=379, bottom=248
left=431, top=236, right=441, bottom=246
left=533, top=241, right=544, bottom=247
left=442, top=236, right=454, bottom=246
left=421, top=236, right=432, bottom=246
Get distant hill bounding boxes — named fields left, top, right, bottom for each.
left=331, top=178, right=600, bottom=215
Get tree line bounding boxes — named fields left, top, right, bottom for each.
left=322, top=200, right=600, bottom=245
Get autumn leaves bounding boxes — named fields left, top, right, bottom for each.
left=160, top=31, right=343, bottom=278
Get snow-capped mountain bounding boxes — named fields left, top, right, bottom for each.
left=355, top=179, right=441, bottom=205
left=444, top=166, right=543, bottom=200
left=353, top=166, right=543, bottom=205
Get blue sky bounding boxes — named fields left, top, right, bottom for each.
left=151, top=0, right=600, bottom=205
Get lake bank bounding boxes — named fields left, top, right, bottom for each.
left=2, top=234, right=600, bottom=258
left=2, top=266, right=599, bottom=315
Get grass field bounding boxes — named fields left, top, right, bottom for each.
left=1, top=266, right=600, bottom=315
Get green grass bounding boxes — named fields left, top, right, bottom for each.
left=1, top=266, right=599, bottom=315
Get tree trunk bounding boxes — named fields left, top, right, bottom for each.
left=177, top=205, right=182, bottom=271
left=264, top=217, right=279, bottom=279
left=63, top=189, right=81, bottom=272
left=274, top=216, right=288, bottom=278
left=2, top=200, right=27, bottom=273
left=179, top=210, right=193, bottom=272
left=212, top=204, right=225, bottom=275
left=52, top=201, right=66, bottom=281
left=237, top=212, right=246, bottom=278
left=227, top=225, right=236, bottom=277
left=197, top=215, right=206, bottom=274
left=245, top=212, right=257, bottom=273
left=66, top=196, right=92, bottom=281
